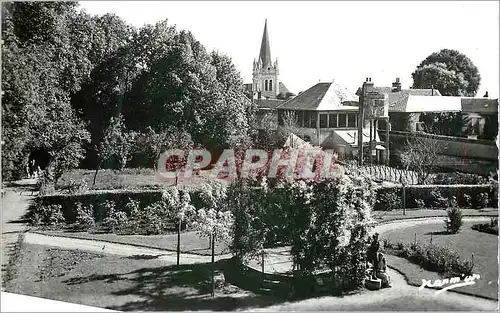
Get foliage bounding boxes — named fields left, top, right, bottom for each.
left=400, top=134, right=448, bottom=184
left=190, top=183, right=233, bottom=242
left=230, top=173, right=375, bottom=292
left=98, top=114, right=138, bottom=171
left=375, top=189, right=400, bottom=211
left=277, top=111, right=300, bottom=144
left=431, top=172, right=487, bottom=185
left=386, top=240, right=474, bottom=277
left=444, top=203, right=463, bottom=234
left=411, top=49, right=481, bottom=97
left=29, top=204, right=65, bottom=227
left=476, top=192, right=490, bottom=209
left=373, top=184, right=497, bottom=210
left=2, top=2, right=93, bottom=182
left=75, top=203, right=95, bottom=230
left=420, top=112, right=466, bottom=137
left=471, top=218, right=498, bottom=235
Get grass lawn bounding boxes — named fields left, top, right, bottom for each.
left=38, top=230, right=231, bottom=256
left=56, top=168, right=230, bottom=191
left=380, top=220, right=498, bottom=300
left=5, top=243, right=283, bottom=311
left=374, top=208, right=498, bottom=223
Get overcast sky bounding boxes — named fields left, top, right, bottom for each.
left=79, top=1, right=499, bottom=98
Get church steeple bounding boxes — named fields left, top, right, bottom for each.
left=253, top=19, right=279, bottom=100
left=259, top=19, right=272, bottom=68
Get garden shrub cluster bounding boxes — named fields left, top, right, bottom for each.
left=430, top=173, right=488, bottom=185
left=229, top=173, right=376, bottom=293
left=471, top=217, right=499, bottom=235
left=374, top=184, right=497, bottom=210
left=385, top=240, right=474, bottom=278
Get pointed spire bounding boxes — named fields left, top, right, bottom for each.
left=259, top=19, right=272, bottom=68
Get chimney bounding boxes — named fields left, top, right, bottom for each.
left=392, top=77, right=402, bottom=92
left=484, top=91, right=489, bottom=98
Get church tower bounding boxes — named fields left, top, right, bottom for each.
left=252, top=19, right=279, bottom=99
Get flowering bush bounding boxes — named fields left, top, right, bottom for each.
left=477, top=192, right=490, bottom=209
left=375, top=189, right=400, bottom=211
left=29, top=204, right=65, bottom=227
left=75, top=203, right=95, bottom=230
left=230, top=170, right=375, bottom=293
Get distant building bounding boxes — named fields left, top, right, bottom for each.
left=275, top=81, right=385, bottom=160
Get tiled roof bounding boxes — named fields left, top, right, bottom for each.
left=279, top=82, right=291, bottom=95
left=256, top=99, right=284, bottom=110
left=461, top=98, right=498, bottom=114
left=333, top=128, right=382, bottom=148
left=374, top=87, right=442, bottom=112
left=277, top=82, right=358, bottom=111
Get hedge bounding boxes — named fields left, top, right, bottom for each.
left=27, top=184, right=498, bottom=225
left=374, top=184, right=498, bottom=211
left=26, top=188, right=207, bottom=225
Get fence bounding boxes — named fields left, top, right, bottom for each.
left=343, top=162, right=419, bottom=185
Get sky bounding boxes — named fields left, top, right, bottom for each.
left=78, top=1, right=499, bottom=98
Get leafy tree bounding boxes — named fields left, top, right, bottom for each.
left=412, top=49, right=481, bottom=96
left=95, top=114, right=137, bottom=183
left=190, top=183, right=233, bottom=297
left=2, top=2, right=92, bottom=184
left=277, top=91, right=295, bottom=100
left=420, top=112, right=466, bottom=137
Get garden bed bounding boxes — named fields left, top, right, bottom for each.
left=381, top=220, right=498, bottom=300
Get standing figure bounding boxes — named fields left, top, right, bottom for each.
left=368, top=233, right=380, bottom=279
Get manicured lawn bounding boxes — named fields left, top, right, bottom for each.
left=5, top=243, right=282, bottom=311
left=38, top=230, right=232, bottom=256
left=374, top=208, right=498, bottom=223
left=380, top=220, right=498, bottom=300
left=56, top=168, right=229, bottom=191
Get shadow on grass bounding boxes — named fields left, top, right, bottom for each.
left=127, top=254, right=162, bottom=260
left=424, top=230, right=452, bottom=236
left=62, top=259, right=287, bottom=311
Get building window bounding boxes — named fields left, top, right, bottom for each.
left=303, top=111, right=310, bottom=128
left=329, top=113, right=338, bottom=128
left=298, top=111, right=304, bottom=127
left=310, top=112, right=317, bottom=128
left=265, top=80, right=268, bottom=91
left=347, top=113, right=357, bottom=128
left=319, top=114, right=328, bottom=128
left=338, top=114, right=347, bottom=127
left=269, top=80, right=272, bottom=91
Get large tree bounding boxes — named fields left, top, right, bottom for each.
left=2, top=2, right=92, bottom=183
left=411, top=49, right=481, bottom=96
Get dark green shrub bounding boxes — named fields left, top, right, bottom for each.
left=375, top=189, right=400, bottom=211
left=373, top=184, right=497, bottom=210
left=386, top=240, right=474, bottom=277
left=444, top=204, right=463, bottom=234
left=471, top=218, right=498, bottom=235
left=476, top=192, right=490, bottom=209
left=431, top=173, right=487, bottom=185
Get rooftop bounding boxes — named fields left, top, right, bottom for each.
left=277, top=82, right=358, bottom=111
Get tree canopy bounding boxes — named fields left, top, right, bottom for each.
left=2, top=2, right=256, bottom=183
left=411, top=49, right=481, bottom=96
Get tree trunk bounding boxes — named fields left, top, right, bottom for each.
left=177, top=218, right=181, bottom=265
left=93, top=160, right=103, bottom=186
left=211, top=235, right=215, bottom=297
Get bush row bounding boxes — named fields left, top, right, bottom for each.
left=384, top=240, right=474, bottom=278
left=374, top=184, right=497, bottom=211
